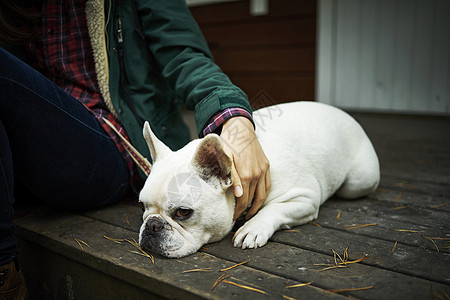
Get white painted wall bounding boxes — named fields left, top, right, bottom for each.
left=317, top=0, right=450, bottom=114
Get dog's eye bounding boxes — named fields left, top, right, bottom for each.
left=173, top=208, right=193, bottom=220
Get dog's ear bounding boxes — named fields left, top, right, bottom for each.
left=143, top=121, right=172, bottom=162
left=191, top=134, right=232, bottom=190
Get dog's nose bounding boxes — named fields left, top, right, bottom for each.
left=145, top=217, right=165, bottom=233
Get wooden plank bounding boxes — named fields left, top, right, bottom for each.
left=321, top=197, right=450, bottom=232
left=378, top=176, right=450, bottom=199
left=201, top=18, right=316, bottom=49
left=350, top=113, right=450, bottom=140
left=270, top=224, right=449, bottom=285
left=350, top=113, right=450, bottom=184
left=19, top=239, right=165, bottom=300
left=190, top=0, right=317, bottom=25
left=316, top=200, right=450, bottom=253
left=85, top=200, right=446, bottom=253
left=231, top=75, right=315, bottom=102
left=83, top=195, right=450, bottom=297
left=87, top=204, right=450, bottom=298
left=205, top=236, right=450, bottom=300
left=371, top=185, right=450, bottom=213
left=212, top=47, right=315, bottom=73
left=87, top=201, right=450, bottom=284
left=16, top=207, right=347, bottom=299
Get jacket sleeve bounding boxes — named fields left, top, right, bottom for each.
left=136, top=0, right=253, bottom=136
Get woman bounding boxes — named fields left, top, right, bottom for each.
left=0, top=0, right=270, bottom=298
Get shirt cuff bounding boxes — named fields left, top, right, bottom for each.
left=202, top=107, right=254, bottom=136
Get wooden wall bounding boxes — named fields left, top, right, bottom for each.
left=189, top=0, right=317, bottom=106
left=317, top=0, right=450, bottom=115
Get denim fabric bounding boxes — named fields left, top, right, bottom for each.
left=0, top=48, right=130, bottom=265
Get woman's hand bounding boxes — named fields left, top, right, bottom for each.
left=220, top=116, right=271, bottom=220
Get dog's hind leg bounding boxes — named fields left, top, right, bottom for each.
left=336, top=141, right=380, bottom=199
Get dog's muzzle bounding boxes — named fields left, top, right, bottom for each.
left=140, top=216, right=183, bottom=257
left=145, top=216, right=166, bottom=233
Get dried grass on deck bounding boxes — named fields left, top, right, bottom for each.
left=315, top=248, right=369, bottom=272
left=103, top=235, right=154, bottom=263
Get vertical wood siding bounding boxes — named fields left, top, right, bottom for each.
left=317, top=0, right=450, bottom=114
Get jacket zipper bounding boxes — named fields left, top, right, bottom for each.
left=116, top=15, right=144, bottom=126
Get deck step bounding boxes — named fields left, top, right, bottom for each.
left=14, top=112, right=450, bottom=299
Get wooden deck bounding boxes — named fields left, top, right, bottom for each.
left=14, top=112, right=450, bottom=299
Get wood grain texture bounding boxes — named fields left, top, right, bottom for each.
left=190, top=0, right=317, bottom=103
left=15, top=113, right=450, bottom=299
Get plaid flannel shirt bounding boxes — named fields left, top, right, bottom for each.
left=29, top=0, right=252, bottom=188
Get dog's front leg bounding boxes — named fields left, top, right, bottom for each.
left=232, top=195, right=320, bottom=249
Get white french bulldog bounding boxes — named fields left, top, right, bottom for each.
left=138, top=102, right=380, bottom=258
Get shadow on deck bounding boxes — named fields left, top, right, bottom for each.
left=14, top=112, right=450, bottom=299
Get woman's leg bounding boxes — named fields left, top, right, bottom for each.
left=0, top=47, right=130, bottom=264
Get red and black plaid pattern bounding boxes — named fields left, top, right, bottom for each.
left=28, top=0, right=138, bottom=186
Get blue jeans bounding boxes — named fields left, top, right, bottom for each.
left=0, top=48, right=130, bottom=265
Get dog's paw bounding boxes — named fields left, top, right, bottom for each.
left=232, top=221, right=273, bottom=249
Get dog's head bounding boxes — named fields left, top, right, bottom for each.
left=138, top=122, right=235, bottom=258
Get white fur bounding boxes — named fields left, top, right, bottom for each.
left=138, top=102, right=380, bottom=257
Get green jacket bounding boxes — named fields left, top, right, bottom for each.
left=85, top=0, right=252, bottom=164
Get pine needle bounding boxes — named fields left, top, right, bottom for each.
left=128, top=250, right=150, bottom=257
left=183, top=268, right=213, bottom=273
left=392, top=206, right=408, bottom=210
left=285, top=281, right=313, bottom=289
left=393, top=182, right=419, bottom=189
left=336, top=209, right=342, bottom=220
left=319, top=265, right=348, bottom=272
left=318, top=248, right=369, bottom=271
left=222, top=280, right=266, bottom=295
left=442, top=290, right=450, bottom=300
left=332, top=249, right=346, bottom=265
left=422, top=235, right=440, bottom=253
left=221, top=261, right=249, bottom=272
left=130, top=243, right=155, bottom=263
left=103, top=235, right=154, bottom=263
left=429, top=284, right=450, bottom=300
left=392, top=229, right=422, bottom=233
left=391, top=241, right=398, bottom=255
left=424, top=237, right=450, bottom=241
left=211, top=274, right=230, bottom=290
left=73, top=238, right=90, bottom=251
left=103, top=235, right=127, bottom=244
left=393, top=229, right=448, bottom=252
left=345, top=255, right=370, bottom=265
left=326, top=285, right=374, bottom=293
left=431, top=203, right=447, bottom=209
left=344, top=223, right=377, bottom=230
left=309, top=222, right=322, bottom=228
left=393, top=194, right=405, bottom=202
